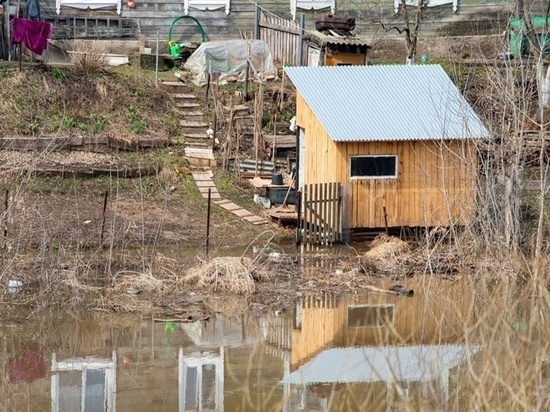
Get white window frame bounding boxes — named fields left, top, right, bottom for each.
left=394, top=0, right=458, bottom=14
left=290, top=0, right=335, bottom=20
left=349, top=155, right=398, bottom=180
left=56, top=0, right=122, bottom=15
left=184, top=0, right=230, bottom=15
left=51, top=352, right=116, bottom=412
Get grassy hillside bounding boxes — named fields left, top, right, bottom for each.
left=0, top=64, right=181, bottom=141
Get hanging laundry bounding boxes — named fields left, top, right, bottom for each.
left=10, top=17, right=52, bottom=55
left=26, top=0, right=42, bottom=21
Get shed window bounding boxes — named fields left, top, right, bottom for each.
left=347, top=304, right=395, bottom=328
left=350, top=155, right=397, bottom=179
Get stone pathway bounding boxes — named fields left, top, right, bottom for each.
left=161, top=74, right=268, bottom=226
left=191, top=171, right=269, bottom=225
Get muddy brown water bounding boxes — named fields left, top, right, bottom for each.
left=1, top=276, right=548, bottom=411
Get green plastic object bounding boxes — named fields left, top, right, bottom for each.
left=509, top=16, right=550, bottom=58
left=164, top=322, right=177, bottom=333
left=170, top=43, right=181, bottom=57
left=167, top=15, right=206, bottom=56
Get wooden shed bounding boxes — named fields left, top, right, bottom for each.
left=306, top=30, right=370, bottom=66
left=284, top=65, right=489, bottom=241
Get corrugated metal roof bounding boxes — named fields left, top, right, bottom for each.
left=306, top=31, right=370, bottom=47
left=284, top=65, right=490, bottom=142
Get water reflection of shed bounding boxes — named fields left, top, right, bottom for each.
left=280, top=281, right=480, bottom=411
left=282, top=344, right=481, bottom=411
left=292, top=292, right=471, bottom=367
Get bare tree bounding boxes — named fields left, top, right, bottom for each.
left=378, top=0, right=424, bottom=64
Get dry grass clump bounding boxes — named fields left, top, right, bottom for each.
left=365, top=235, right=411, bottom=259
left=111, top=271, right=166, bottom=295
left=362, top=235, right=414, bottom=277
left=184, top=257, right=269, bottom=294
left=70, top=40, right=109, bottom=74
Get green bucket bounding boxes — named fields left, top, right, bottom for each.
left=169, top=43, right=181, bottom=57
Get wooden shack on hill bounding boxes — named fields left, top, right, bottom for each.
left=284, top=65, right=490, bottom=242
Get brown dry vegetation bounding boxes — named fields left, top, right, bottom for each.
left=0, top=53, right=549, bottom=320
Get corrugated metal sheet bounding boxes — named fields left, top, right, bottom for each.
left=306, top=31, right=370, bottom=47
left=284, top=65, right=490, bottom=142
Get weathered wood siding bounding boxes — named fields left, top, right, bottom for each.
left=296, top=92, right=478, bottom=230
left=32, top=0, right=542, bottom=47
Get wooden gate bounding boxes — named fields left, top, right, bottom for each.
left=258, top=12, right=304, bottom=66
left=299, top=182, right=343, bottom=245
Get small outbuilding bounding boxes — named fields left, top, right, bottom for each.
left=306, top=30, right=370, bottom=67
left=284, top=65, right=489, bottom=242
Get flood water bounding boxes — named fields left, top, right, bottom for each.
left=1, top=276, right=548, bottom=411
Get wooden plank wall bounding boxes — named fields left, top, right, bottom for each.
left=32, top=0, right=525, bottom=46
left=296, top=92, right=478, bottom=230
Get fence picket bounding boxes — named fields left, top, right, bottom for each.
left=299, top=182, right=343, bottom=245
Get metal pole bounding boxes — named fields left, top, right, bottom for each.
left=206, top=188, right=211, bottom=250
left=100, top=190, right=109, bottom=244
left=5, top=0, right=11, bottom=60
left=254, top=3, right=260, bottom=40
left=298, top=14, right=305, bottom=66
left=155, top=30, right=159, bottom=86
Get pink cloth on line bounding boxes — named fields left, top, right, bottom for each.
left=11, top=17, right=52, bottom=56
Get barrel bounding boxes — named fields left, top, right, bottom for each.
left=271, top=171, right=283, bottom=186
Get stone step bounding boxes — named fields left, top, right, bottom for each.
left=176, top=102, right=201, bottom=109
left=185, top=141, right=209, bottom=147
left=180, top=120, right=207, bottom=128
left=180, top=110, right=204, bottom=117
left=160, top=83, right=192, bottom=93
left=184, top=133, right=210, bottom=140
left=225, top=104, right=250, bottom=113
left=162, top=81, right=186, bottom=87
left=173, top=93, right=197, bottom=100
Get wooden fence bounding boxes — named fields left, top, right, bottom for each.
left=299, top=182, right=343, bottom=245
left=258, top=12, right=304, bottom=66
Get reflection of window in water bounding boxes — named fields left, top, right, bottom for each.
left=51, top=353, right=116, bottom=412
left=347, top=304, right=395, bottom=328
left=59, top=370, right=106, bottom=411
left=179, top=347, right=224, bottom=412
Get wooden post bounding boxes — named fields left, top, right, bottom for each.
left=205, top=72, right=211, bottom=104
left=155, top=30, right=159, bottom=86
left=211, top=72, right=217, bottom=151
left=100, top=190, right=109, bottom=244
left=3, top=189, right=8, bottom=238
left=206, top=188, right=211, bottom=250
left=254, top=3, right=260, bottom=40
left=295, top=190, right=302, bottom=246
left=298, top=14, right=305, bottom=66
left=5, top=0, right=11, bottom=61
left=243, top=60, right=250, bottom=101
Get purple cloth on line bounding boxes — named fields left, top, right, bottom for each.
left=11, top=17, right=52, bottom=56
